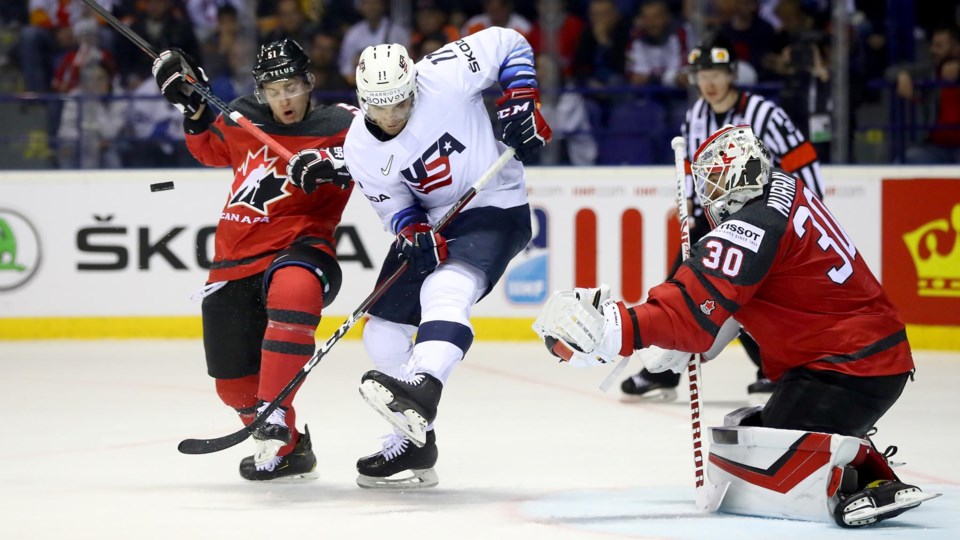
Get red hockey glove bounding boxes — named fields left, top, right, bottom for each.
left=286, top=147, right=351, bottom=193
left=396, top=223, right=448, bottom=275
left=495, top=87, right=552, bottom=162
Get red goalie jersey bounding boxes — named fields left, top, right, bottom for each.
left=626, top=169, right=914, bottom=381
left=186, top=96, right=356, bottom=282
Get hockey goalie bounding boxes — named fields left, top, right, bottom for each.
left=533, top=125, right=939, bottom=527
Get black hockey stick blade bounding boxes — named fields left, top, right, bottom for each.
left=178, top=425, right=253, bottom=454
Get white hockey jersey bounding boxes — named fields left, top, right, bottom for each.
left=344, top=27, right=530, bottom=234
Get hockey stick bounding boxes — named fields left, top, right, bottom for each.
left=178, top=148, right=516, bottom=454
left=79, top=0, right=295, bottom=161
left=671, top=136, right=728, bottom=512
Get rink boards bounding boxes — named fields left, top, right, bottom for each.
left=0, top=165, right=957, bottom=349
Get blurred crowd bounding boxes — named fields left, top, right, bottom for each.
left=0, top=0, right=957, bottom=169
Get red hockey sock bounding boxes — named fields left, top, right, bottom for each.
left=258, top=266, right=324, bottom=408
left=215, top=375, right=259, bottom=425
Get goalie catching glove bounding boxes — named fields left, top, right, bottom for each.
left=286, top=147, right=351, bottom=192
left=152, top=48, right=209, bottom=118
left=495, top=87, right=552, bottom=162
left=532, top=285, right=634, bottom=367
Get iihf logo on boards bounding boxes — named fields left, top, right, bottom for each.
left=0, top=209, right=42, bottom=292
left=505, top=207, right=548, bottom=304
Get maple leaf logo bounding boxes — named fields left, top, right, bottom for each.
left=229, top=145, right=291, bottom=215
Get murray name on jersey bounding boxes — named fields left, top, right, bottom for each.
left=344, top=27, right=530, bottom=231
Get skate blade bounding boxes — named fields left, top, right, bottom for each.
left=359, top=380, right=428, bottom=448
left=263, top=470, right=320, bottom=483
left=356, top=468, right=439, bottom=490
left=619, top=387, right=678, bottom=403
left=843, top=491, right=941, bottom=525
left=253, top=440, right=285, bottom=466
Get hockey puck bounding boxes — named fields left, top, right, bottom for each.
left=150, top=181, right=175, bottom=192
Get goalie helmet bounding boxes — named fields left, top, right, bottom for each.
left=691, top=124, right=771, bottom=227
left=355, top=44, right=417, bottom=118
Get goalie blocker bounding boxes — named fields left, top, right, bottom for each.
left=706, top=407, right=940, bottom=527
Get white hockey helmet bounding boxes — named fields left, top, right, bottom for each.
left=355, top=44, right=417, bottom=117
left=691, top=124, right=771, bottom=226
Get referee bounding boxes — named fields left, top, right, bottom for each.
left=621, top=34, right=826, bottom=403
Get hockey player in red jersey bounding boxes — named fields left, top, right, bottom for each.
left=534, top=125, right=935, bottom=526
left=152, top=39, right=355, bottom=481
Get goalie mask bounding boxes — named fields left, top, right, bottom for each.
left=355, top=44, right=417, bottom=129
left=692, top=124, right=771, bottom=227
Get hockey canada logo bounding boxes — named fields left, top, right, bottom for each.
left=229, top=146, right=291, bottom=215
left=700, top=299, right=716, bottom=315
left=400, top=133, right=466, bottom=194
left=0, top=209, right=42, bottom=292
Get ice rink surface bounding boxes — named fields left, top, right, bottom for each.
left=2, top=339, right=957, bottom=539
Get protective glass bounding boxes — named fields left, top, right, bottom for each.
left=255, top=76, right=314, bottom=104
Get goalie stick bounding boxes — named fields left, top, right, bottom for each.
left=79, top=0, right=296, bottom=162
left=178, top=148, right=516, bottom=455
left=670, top=136, right=729, bottom=512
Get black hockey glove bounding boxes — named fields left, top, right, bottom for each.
left=286, top=147, right=352, bottom=193
left=151, top=48, right=209, bottom=118
left=396, top=223, right=448, bottom=275
left=495, top=87, right=553, bottom=162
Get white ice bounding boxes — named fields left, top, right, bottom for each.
left=2, top=340, right=957, bottom=539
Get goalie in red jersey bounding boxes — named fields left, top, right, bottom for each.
left=152, top=38, right=356, bottom=481
left=533, top=125, right=937, bottom=527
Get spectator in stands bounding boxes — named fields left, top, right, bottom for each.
left=114, top=0, right=201, bottom=90
left=122, top=72, right=192, bottom=168
left=308, top=30, right=351, bottom=104
left=199, top=3, right=242, bottom=80
left=410, top=0, right=459, bottom=57
left=57, top=59, right=128, bottom=169
left=207, top=38, right=254, bottom=104
left=20, top=0, right=88, bottom=92
left=262, top=0, right=314, bottom=47
left=338, top=0, right=408, bottom=85
left=462, top=0, right=531, bottom=38
left=891, top=25, right=960, bottom=164
left=573, top=0, right=630, bottom=89
left=718, top=0, right=777, bottom=81
left=535, top=52, right=598, bottom=165
left=53, top=17, right=116, bottom=93
left=412, top=31, right=448, bottom=60
left=528, top=0, right=584, bottom=78
left=185, top=0, right=246, bottom=43
left=626, top=0, right=687, bottom=87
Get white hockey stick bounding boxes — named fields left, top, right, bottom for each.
left=671, top=136, right=729, bottom=512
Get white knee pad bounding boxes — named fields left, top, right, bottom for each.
left=419, top=260, right=486, bottom=326
left=363, top=315, right=416, bottom=378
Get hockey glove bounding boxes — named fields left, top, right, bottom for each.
left=532, top=285, right=629, bottom=368
left=286, top=147, right=351, bottom=193
left=396, top=223, right=448, bottom=275
left=151, top=48, right=209, bottom=117
left=495, top=87, right=552, bottom=162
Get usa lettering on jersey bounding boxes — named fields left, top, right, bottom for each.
left=400, top=132, right=466, bottom=194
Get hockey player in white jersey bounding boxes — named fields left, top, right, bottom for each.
left=288, top=27, right=551, bottom=488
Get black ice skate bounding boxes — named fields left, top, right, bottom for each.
left=356, top=429, right=439, bottom=489
left=239, top=425, right=317, bottom=481
left=359, top=370, right=441, bottom=447
left=251, top=401, right=292, bottom=464
left=833, top=479, right=940, bottom=528
left=620, top=372, right=678, bottom=402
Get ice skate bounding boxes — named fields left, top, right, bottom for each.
left=746, top=377, right=776, bottom=406
left=620, top=372, right=678, bottom=402
left=356, top=429, right=439, bottom=489
left=359, top=369, right=441, bottom=447
left=250, top=401, right=292, bottom=465
left=239, top=425, right=318, bottom=481
left=834, top=479, right=940, bottom=528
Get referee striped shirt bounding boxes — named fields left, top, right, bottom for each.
left=681, top=91, right=824, bottom=211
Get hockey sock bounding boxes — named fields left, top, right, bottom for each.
left=258, top=266, right=323, bottom=407
left=215, top=374, right=260, bottom=425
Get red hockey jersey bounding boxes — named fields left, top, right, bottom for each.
left=625, top=169, right=914, bottom=381
left=186, top=96, right=356, bottom=282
